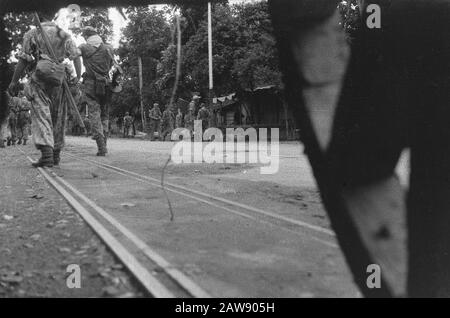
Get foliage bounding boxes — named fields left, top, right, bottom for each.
left=154, top=1, right=282, bottom=102
left=231, top=1, right=282, bottom=91
left=110, top=6, right=172, bottom=118
left=73, top=8, right=114, bottom=43
left=338, top=0, right=362, bottom=42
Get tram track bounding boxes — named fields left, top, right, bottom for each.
left=64, top=152, right=337, bottom=248
left=17, top=147, right=211, bottom=298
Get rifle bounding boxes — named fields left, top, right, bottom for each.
left=33, top=12, right=86, bottom=132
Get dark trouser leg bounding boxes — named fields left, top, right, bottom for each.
left=49, top=86, right=67, bottom=155
left=149, top=120, right=156, bottom=141
left=96, top=135, right=107, bottom=156
left=53, top=148, right=61, bottom=166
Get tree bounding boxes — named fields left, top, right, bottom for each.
left=339, top=0, right=362, bottom=42
left=231, top=1, right=282, bottom=91
left=3, top=12, right=34, bottom=52
left=72, top=8, right=114, bottom=43
left=110, top=6, right=172, bottom=119
left=157, top=1, right=283, bottom=97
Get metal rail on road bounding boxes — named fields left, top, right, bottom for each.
left=64, top=152, right=338, bottom=248
left=17, top=148, right=211, bottom=298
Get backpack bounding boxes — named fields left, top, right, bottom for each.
left=35, top=58, right=66, bottom=87
left=34, top=25, right=66, bottom=87
left=83, top=43, right=114, bottom=96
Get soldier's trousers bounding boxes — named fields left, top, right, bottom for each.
left=0, top=121, right=8, bottom=142
left=17, top=124, right=30, bottom=141
left=148, top=119, right=160, bottom=140
left=7, top=119, right=16, bottom=143
left=84, top=93, right=108, bottom=141
left=123, top=125, right=132, bottom=137
left=24, top=81, right=68, bottom=151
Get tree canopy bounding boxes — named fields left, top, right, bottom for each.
left=3, top=1, right=358, bottom=120
left=113, top=0, right=283, bottom=119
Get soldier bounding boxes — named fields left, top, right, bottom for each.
left=0, top=122, right=6, bottom=148
left=197, top=103, right=210, bottom=133
left=184, top=102, right=196, bottom=134
left=175, top=108, right=184, bottom=129
left=191, top=95, right=201, bottom=117
left=16, top=94, right=31, bottom=146
left=6, top=103, right=17, bottom=146
left=148, top=103, right=162, bottom=141
left=160, top=106, right=175, bottom=141
left=8, top=11, right=82, bottom=167
left=78, top=26, right=115, bottom=156
left=123, top=112, right=133, bottom=138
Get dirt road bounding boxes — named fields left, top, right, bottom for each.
left=2, top=136, right=363, bottom=297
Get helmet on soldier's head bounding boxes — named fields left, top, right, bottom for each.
left=125, top=112, right=129, bottom=116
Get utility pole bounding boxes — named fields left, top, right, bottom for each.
left=208, top=2, right=214, bottom=105
left=138, top=56, right=146, bottom=132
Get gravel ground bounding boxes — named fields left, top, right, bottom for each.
left=0, top=144, right=143, bottom=297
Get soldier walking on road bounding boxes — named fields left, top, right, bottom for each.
left=197, top=103, right=210, bottom=133
left=15, top=94, right=32, bottom=145
left=160, top=106, right=175, bottom=141
left=78, top=26, right=115, bottom=156
left=175, top=108, right=184, bottom=129
left=184, top=102, right=195, bottom=134
left=6, top=104, right=17, bottom=146
left=123, top=112, right=133, bottom=138
left=8, top=11, right=82, bottom=167
left=148, top=103, right=162, bottom=141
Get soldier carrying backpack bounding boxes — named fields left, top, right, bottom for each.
left=78, top=26, right=119, bottom=156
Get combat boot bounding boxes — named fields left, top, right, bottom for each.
left=17, top=138, right=22, bottom=145
left=96, top=136, right=107, bottom=156
left=32, top=146, right=54, bottom=168
left=0, top=140, right=5, bottom=148
left=53, top=149, right=61, bottom=166
left=23, top=139, right=27, bottom=146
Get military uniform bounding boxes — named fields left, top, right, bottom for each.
left=148, top=106, right=162, bottom=141
left=123, top=114, right=133, bottom=138
left=175, top=111, right=184, bottom=128
left=184, top=110, right=195, bottom=133
left=11, top=96, right=31, bottom=145
left=6, top=103, right=18, bottom=146
left=79, top=33, right=114, bottom=155
left=160, top=108, right=175, bottom=141
left=0, top=122, right=6, bottom=148
left=197, top=106, right=210, bottom=132
left=17, top=22, right=80, bottom=164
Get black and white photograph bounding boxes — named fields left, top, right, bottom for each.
left=0, top=0, right=449, bottom=303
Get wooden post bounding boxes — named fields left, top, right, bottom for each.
left=208, top=2, right=214, bottom=105
left=282, top=97, right=290, bottom=140
left=138, top=56, right=146, bottom=132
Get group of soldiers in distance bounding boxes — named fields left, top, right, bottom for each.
left=121, top=95, right=214, bottom=141
left=1, top=90, right=32, bottom=148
